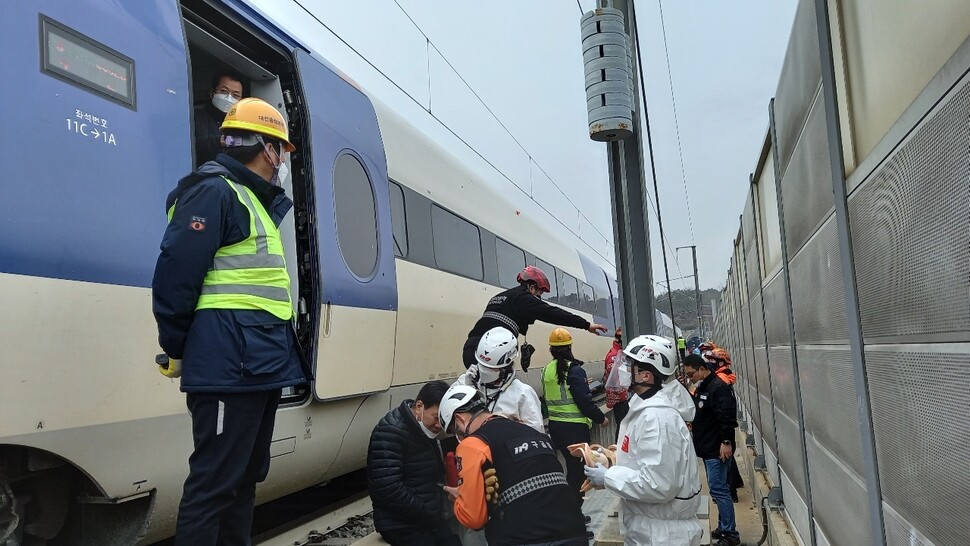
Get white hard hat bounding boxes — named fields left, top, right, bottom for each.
left=623, top=334, right=677, bottom=377
left=438, top=385, right=482, bottom=434
left=476, top=327, right=519, bottom=370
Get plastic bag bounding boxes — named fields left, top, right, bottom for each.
left=604, top=356, right=630, bottom=408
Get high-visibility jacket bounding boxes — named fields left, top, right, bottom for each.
left=169, top=176, right=293, bottom=321
left=542, top=360, right=590, bottom=426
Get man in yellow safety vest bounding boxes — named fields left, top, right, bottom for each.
left=152, top=97, right=309, bottom=545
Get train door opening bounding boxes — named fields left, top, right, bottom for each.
left=179, top=0, right=317, bottom=404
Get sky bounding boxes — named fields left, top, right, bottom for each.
left=247, top=0, right=798, bottom=292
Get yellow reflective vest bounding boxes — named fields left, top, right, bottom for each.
left=542, top=360, right=591, bottom=426
left=168, top=176, right=293, bottom=320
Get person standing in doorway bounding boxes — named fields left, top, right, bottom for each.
left=194, top=71, right=247, bottom=166
left=153, top=97, right=308, bottom=545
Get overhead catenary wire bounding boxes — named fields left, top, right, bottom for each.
left=293, top=0, right=616, bottom=265
left=657, top=0, right=697, bottom=247
left=628, top=2, right=678, bottom=337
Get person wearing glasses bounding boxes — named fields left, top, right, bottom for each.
left=194, top=70, right=248, bottom=166
left=682, top=354, right=740, bottom=546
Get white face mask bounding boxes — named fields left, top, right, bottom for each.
left=275, top=161, right=289, bottom=186
left=417, top=407, right=438, bottom=440
left=211, top=93, right=238, bottom=113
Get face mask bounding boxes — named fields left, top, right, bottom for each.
left=211, top=93, right=238, bottom=113
left=274, top=161, right=289, bottom=186
left=266, top=144, right=288, bottom=186
left=417, top=408, right=438, bottom=439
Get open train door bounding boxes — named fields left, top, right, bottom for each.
left=292, top=49, right=398, bottom=401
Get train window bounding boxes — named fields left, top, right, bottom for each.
left=496, top=238, right=525, bottom=288
left=41, top=16, right=135, bottom=108
left=581, top=283, right=595, bottom=314
left=334, top=154, right=378, bottom=279
left=432, top=205, right=483, bottom=280
left=594, top=290, right=611, bottom=318
left=558, top=271, right=580, bottom=309
left=389, top=180, right=408, bottom=258
left=535, top=258, right=558, bottom=300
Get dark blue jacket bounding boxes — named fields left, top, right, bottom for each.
left=367, top=400, right=447, bottom=534
left=152, top=154, right=307, bottom=393
left=566, top=361, right=606, bottom=424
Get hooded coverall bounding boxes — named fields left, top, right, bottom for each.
left=603, top=380, right=703, bottom=546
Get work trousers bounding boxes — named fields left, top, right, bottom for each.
left=704, top=458, right=739, bottom=539
left=548, top=419, right=591, bottom=509
left=175, top=390, right=282, bottom=546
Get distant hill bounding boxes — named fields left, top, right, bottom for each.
left=655, top=287, right=721, bottom=338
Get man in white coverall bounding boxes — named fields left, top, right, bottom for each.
left=584, top=334, right=703, bottom=546
left=453, top=326, right=544, bottom=433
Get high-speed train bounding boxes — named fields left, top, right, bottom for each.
left=0, top=1, right=633, bottom=543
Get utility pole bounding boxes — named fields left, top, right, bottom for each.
left=677, top=245, right=702, bottom=337
left=595, top=0, right=656, bottom=337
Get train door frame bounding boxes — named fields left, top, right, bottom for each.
left=179, top=0, right=319, bottom=405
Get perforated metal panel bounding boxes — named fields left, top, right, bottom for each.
left=883, top=501, right=937, bottom=546
left=748, top=383, right=762, bottom=432
left=773, top=0, right=821, bottom=175
left=780, top=93, right=834, bottom=255
left=807, top=438, right=873, bottom=546
left=788, top=219, right=849, bottom=344
left=750, top=292, right=766, bottom=347
left=866, top=348, right=970, bottom=545
left=775, top=409, right=807, bottom=499
left=764, top=441, right=780, bottom=486
left=781, top=468, right=813, bottom=545
left=745, top=247, right=761, bottom=304
left=796, top=346, right=865, bottom=475
left=767, top=347, right=796, bottom=417
left=754, top=342, right=776, bottom=454
left=849, top=79, right=970, bottom=342
left=763, top=276, right=791, bottom=346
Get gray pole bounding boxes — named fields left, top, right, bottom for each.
left=604, top=0, right=656, bottom=336
left=691, top=245, right=701, bottom=337
left=814, top=0, right=885, bottom=543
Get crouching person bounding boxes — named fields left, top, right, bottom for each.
left=440, top=385, right=588, bottom=546
left=367, top=381, right=460, bottom=546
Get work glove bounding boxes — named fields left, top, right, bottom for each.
left=584, top=463, right=608, bottom=488
left=156, top=354, right=182, bottom=379
left=483, top=467, right=500, bottom=505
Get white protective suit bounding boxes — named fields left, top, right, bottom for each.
left=453, top=369, right=544, bottom=433
left=603, top=379, right=703, bottom=546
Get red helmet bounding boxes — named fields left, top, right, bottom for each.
left=516, top=266, right=550, bottom=293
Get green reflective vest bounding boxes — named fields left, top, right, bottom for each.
left=168, top=176, right=293, bottom=321
left=542, top=360, right=591, bottom=426
left=677, top=337, right=686, bottom=349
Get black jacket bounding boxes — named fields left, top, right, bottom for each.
left=690, top=374, right=738, bottom=459
left=193, top=102, right=226, bottom=167
left=462, top=285, right=591, bottom=368
left=367, top=400, right=447, bottom=534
